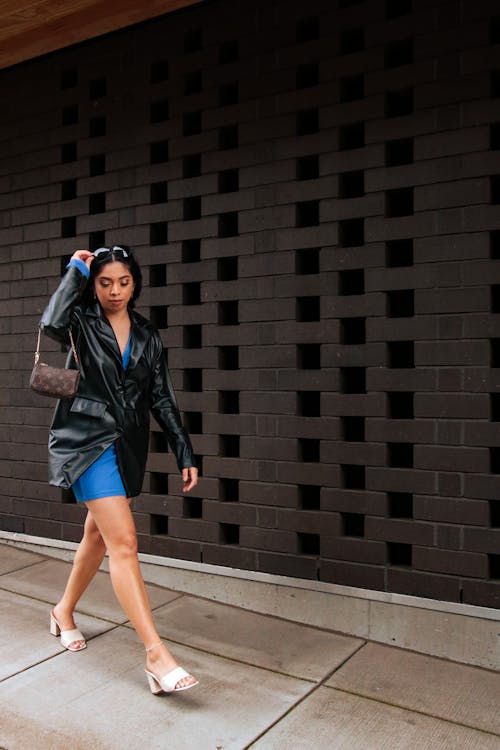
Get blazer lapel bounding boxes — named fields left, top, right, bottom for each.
left=127, top=311, right=152, bottom=371
left=85, top=303, right=122, bottom=365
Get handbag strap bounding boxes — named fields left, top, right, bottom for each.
left=35, top=328, right=79, bottom=368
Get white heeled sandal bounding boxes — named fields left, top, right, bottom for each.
left=145, top=641, right=199, bottom=694
left=50, top=611, right=86, bottom=652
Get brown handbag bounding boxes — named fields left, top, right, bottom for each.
left=30, top=328, right=80, bottom=399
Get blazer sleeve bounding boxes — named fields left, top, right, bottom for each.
left=40, top=265, right=87, bottom=344
left=149, top=333, right=196, bottom=471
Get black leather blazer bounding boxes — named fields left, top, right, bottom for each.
left=40, top=264, right=195, bottom=497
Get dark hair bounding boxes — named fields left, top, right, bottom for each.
left=82, top=244, right=142, bottom=308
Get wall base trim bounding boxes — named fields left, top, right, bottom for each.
left=1, top=530, right=498, bottom=670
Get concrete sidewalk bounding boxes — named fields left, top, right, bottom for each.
left=0, top=542, right=499, bottom=750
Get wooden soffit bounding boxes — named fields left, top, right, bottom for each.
left=0, top=0, right=205, bottom=70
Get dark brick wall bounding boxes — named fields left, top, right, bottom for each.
left=0, top=0, right=499, bottom=608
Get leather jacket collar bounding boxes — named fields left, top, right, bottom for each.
left=83, top=301, right=153, bottom=371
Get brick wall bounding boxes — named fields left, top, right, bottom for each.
left=0, top=0, right=499, bottom=608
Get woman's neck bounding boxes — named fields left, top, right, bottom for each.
left=105, top=308, right=130, bottom=326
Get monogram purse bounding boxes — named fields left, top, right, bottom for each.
left=30, top=328, right=80, bottom=399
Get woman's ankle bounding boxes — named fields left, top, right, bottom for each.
left=53, top=602, right=75, bottom=624
left=146, top=641, right=166, bottom=661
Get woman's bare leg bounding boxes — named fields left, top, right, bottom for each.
left=84, top=495, right=196, bottom=689
left=52, top=511, right=107, bottom=649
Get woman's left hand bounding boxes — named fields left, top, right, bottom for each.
left=182, top=466, right=199, bottom=493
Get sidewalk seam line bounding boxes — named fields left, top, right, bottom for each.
left=121, top=619, right=369, bottom=681
left=0, top=559, right=48, bottom=577
left=0, top=624, right=122, bottom=684
left=0, top=586, right=129, bottom=627
left=327, top=685, right=500, bottom=739
left=242, top=641, right=369, bottom=749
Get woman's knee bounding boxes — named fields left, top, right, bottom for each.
left=85, top=498, right=137, bottom=559
left=108, top=531, right=138, bottom=560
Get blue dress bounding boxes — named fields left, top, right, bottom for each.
left=72, top=335, right=132, bottom=502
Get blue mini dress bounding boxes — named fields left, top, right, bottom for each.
left=72, top=335, right=132, bottom=503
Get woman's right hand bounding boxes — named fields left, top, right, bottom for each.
left=71, top=250, right=94, bottom=269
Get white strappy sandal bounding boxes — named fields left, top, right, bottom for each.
left=50, top=611, right=87, bottom=652
left=145, top=641, right=199, bottom=694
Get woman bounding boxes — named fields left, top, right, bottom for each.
left=40, top=245, right=199, bottom=694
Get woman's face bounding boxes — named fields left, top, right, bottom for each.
left=94, top=261, right=134, bottom=315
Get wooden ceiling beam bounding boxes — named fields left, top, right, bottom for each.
left=0, top=0, right=204, bottom=69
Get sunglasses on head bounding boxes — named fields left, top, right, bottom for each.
left=93, top=246, right=129, bottom=260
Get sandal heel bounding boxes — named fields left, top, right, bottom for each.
left=50, top=613, right=61, bottom=636
left=145, top=670, right=162, bottom=695
left=145, top=666, right=198, bottom=694
left=49, top=610, right=86, bottom=651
